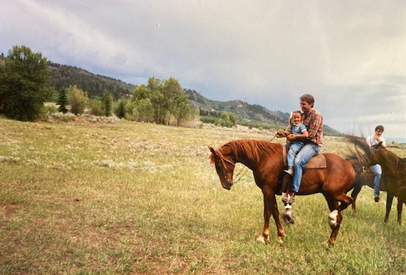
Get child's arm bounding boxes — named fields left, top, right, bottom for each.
left=287, top=131, right=308, bottom=141
left=287, top=128, right=308, bottom=141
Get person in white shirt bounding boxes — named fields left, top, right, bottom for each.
left=366, top=125, right=387, bottom=202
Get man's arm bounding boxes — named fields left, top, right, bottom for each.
left=306, top=111, right=323, bottom=140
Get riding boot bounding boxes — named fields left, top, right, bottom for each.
left=284, top=166, right=294, bottom=176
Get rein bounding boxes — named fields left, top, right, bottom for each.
left=269, top=133, right=277, bottom=143
left=233, top=165, right=249, bottom=184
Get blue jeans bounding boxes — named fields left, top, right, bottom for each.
left=287, top=142, right=305, bottom=167
left=292, top=142, right=321, bottom=193
left=372, top=164, right=382, bottom=196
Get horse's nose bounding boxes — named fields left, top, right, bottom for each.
left=221, top=179, right=233, bottom=190
left=226, top=179, right=234, bottom=189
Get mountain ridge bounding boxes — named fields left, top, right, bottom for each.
left=46, top=62, right=340, bottom=134
left=184, top=89, right=340, bottom=134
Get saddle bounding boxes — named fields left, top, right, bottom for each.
left=282, top=145, right=327, bottom=170
left=277, top=146, right=326, bottom=194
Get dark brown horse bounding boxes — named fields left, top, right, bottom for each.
left=209, top=140, right=355, bottom=246
left=349, top=164, right=387, bottom=212
left=351, top=139, right=406, bottom=224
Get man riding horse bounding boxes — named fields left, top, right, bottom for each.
left=277, top=94, right=324, bottom=204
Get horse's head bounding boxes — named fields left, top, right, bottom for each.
left=367, top=142, right=387, bottom=167
left=352, top=139, right=400, bottom=173
left=349, top=137, right=384, bottom=167
left=208, top=145, right=236, bottom=190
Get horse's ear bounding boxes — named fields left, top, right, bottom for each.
left=208, top=146, right=217, bottom=155
left=208, top=146, right=218, bottom=164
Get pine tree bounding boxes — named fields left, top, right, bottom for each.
left=102, top=91, right=113, bottom=117
left=57, top=88, right=69, bottom=114
left=115, top=99, right=126, bottom=119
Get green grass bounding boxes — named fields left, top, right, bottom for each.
left=0, top=118, right=405, bottom=274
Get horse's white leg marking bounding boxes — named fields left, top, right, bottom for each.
left=328, top=210, right=338, bottom=227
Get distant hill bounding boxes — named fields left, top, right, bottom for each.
left=185, top=89, right=289, bottom=125
left=47, top=61, right=135, bottom=99
left=185, top=89, right=340, bottom=135
left=46, top=62, right=340, bottom=134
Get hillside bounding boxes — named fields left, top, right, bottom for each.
left=46, top=62, right=340, bottom=134
left=47, top=61, right=135, bottom=99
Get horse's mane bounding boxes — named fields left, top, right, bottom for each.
left=222, top=139, right=279, bottom=163
left=347, top=136, right=406, bottom=170
left=347, top=137, right=371, bottom=164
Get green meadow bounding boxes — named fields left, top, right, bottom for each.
left=0, top=118, right=405, bottom=275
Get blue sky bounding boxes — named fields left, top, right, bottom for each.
left=1, top=0, right=405, bottom=139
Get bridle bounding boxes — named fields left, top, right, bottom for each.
left=218, top=153, right=249, bottom=185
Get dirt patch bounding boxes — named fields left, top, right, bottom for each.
left=1, top=204, right=20, bottom=219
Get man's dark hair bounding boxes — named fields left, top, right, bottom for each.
left=300, top=94, right=315, bottom=107
left=375, top=125, right=384, bottom=132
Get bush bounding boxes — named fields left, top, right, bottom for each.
left=89, top=99, right=104, bottom=116
left=68, top=85, right=88, bottom=115
left=214, top=111, right=236, bottom=128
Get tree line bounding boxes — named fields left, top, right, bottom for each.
left=1, top=45, right=218, bottom=127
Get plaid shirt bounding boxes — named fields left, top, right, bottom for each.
left=303, top=108, right=323, bottom=146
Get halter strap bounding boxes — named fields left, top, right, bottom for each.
left=218, top=150, right=248, bottom=184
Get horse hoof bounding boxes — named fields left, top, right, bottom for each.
left=322, top=240, right=334, bottom=248
left=283, top=209, right=295, bottom=224
left=256, top=236, right=267, bottom=244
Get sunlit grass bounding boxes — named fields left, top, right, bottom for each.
left=0, top=118, right=405, bottom=274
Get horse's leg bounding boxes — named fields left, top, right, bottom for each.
left=326, top=193, right=353, bottom=246
left=385, top=193, right=394, bottom=223
left=322, top=195, right=343, bottom=247
left=350, top=182, right=362, bottom=213
left=397, top=199, right=403, bottom=225
left=256, top=191, right=270, bottom=244
left=257, top=187, right=285, bottom=245
left=271, top=195, right=285, bottom=244
left=336, top=193, right=354, bottom=212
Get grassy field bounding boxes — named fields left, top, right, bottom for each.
left=0, top=117, right=405, bottom=275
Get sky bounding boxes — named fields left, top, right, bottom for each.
left=1, top=0, right=405, bottom=140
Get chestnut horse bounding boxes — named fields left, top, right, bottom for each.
left=351, top=139, right=406, bottom=224
left=209, top=140, right=355, bottom=246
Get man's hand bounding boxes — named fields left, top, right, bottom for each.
left=372, top=141, right=383, bottom=150
left=276, top=131, right=287, bottom=138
